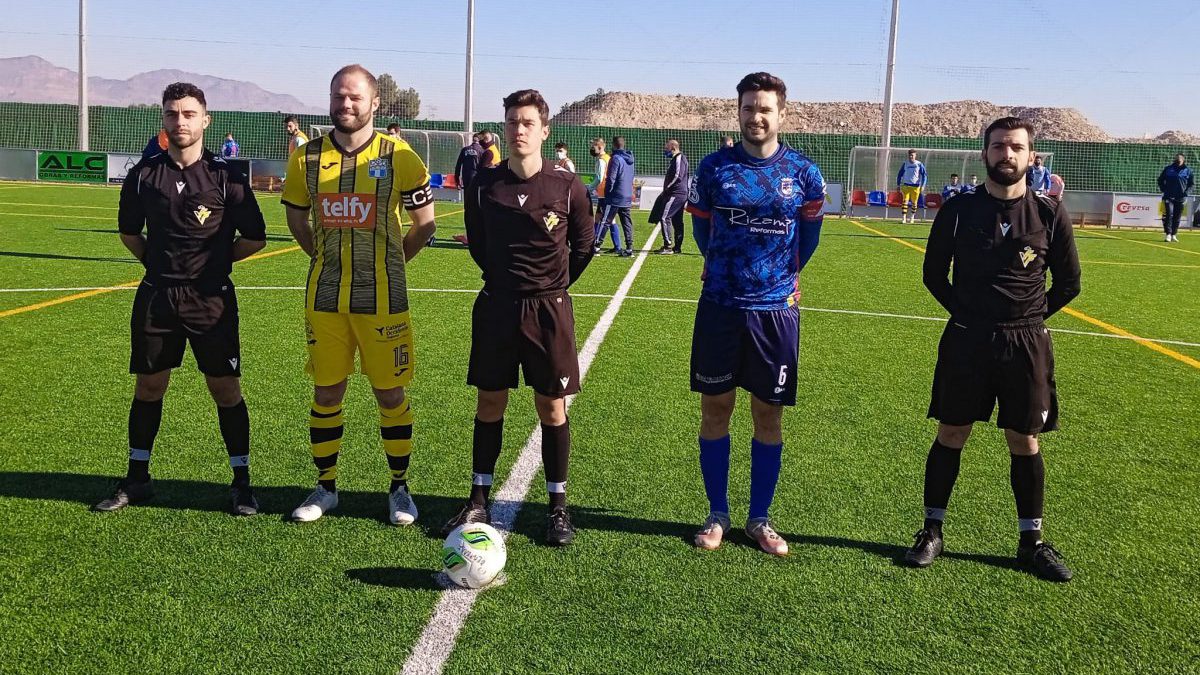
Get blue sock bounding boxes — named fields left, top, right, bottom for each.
left=749, top=439, right=783, bottom=520
left=698, top=436, right=731, bottom=515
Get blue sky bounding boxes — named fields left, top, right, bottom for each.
left=2, top=0, right=1197, bottom=137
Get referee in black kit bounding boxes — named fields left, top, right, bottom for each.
left=904, top=117, right=1082, bottom=582
left=94, top=82, right=267, bottom=516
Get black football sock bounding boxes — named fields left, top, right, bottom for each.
left=922, top=439, right=963, bottom=534
left=217, top=399, right=251, bottom=484
left=127, top=397, right=163, bottom=482
left=471, top=417, right=503, bottom=506
left=1010, top=453, right=1046, bottom=548
left=541, top=419, right=570, bottom=510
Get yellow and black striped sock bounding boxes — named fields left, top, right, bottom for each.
left=310, top=402, right=343, bottom=492
left=380, top=399, right=413, bottom=492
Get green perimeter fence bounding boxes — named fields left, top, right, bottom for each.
left=1, top=102, right=1195, bottom=193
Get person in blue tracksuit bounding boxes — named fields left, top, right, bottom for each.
left=1027, top=154, right=1050, bottom=194
left=599, top=137, right=636, bottom=257
left=1157, top=153, right=1193, bottom=242
left=651, top=139, right=690, bottom=254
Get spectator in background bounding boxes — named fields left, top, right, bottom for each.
left=221, top=132, right=240, bottom=158
left=142, top=128, right=168, bottom=160
left=386, top=123, right=403, bottom=139
left=284, top=115, right=308, bottom=155
left=455, top=133, right=484, bottom=189
left=651, top=138, right=689, bottom=254
left=896, top=149, right=927, bottom=224
left=479, top=130, right=501, bottom=168
left=590, top=138, right=618, bottom=253
left=1027, top=154, right=1050, bottom=194
left=1047, top=173, right=1064, bottom=203
left=600, top=136, right=636, bottom=257
left=554, top=142, right=576, bottom=173
left=962, top=174, right=980, bottom=194
left=941, top=173, right=963, bottom=201
left=1157, top=153, right=1193, bottom=242
left=719, top=135, right=735, bottom=150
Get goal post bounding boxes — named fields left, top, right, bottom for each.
left=846, top=145, right=1053, bottom=217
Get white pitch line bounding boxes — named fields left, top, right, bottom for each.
left=2, top=284, right=1197, bottom=350
left=400, top=225, right=662, bottom=675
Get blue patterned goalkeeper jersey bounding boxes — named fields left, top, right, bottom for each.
left=686, top=143, right=826, bottom=310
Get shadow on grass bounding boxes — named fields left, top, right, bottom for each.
left=345, top=567, right=444, bottom=591
left=0, top=250, right=140, bottom=264
left=2, top=472, right=1016, bottom=572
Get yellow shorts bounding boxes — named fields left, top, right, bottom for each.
left=304, top=309, right=414, bottom=390
left=900, top=185, right=922, bottom=206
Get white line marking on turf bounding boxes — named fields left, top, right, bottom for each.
left=2, top=284, right=1197, bottom=350
left=400, top=226, right=662, bottom=675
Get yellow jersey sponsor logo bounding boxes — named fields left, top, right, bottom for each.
left=317, top=193, right=376, bottom=228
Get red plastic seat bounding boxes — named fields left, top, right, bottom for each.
left=887, top=190, right=904, bottom=207
left=924, top=193, right=942, bottom=209
left=851, top=189, right=867, bottom=206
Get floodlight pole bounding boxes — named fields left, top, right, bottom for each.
left=876, top=0, right=899, bottom=192
left=78, top=0, right=89, bottom=151
left=463, top=0, right=475, bottom=137
left=881, top=0, right=899, bottom=150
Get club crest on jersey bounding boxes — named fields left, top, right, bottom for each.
left=544, top=212, right=560, bottom=232
left=778, top=177, right=794, bottom=198
left=194, top=205, right=212, bottom=225
left=1019, top=245, right=1037, bottom=268
left=367, top=158, right=390, bottom=179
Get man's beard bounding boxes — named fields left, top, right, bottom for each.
left=168, top=131, right=201, bottom=151
left=985, top=157, right=1027, bottom=186
left=331, top=108, right=372, bottom=134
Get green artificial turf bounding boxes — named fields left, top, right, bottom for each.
left=0, top=183, right=1197, bottom=673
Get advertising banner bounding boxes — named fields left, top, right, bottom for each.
left=107, top=154, right=141, bottom=184
left=37, top=151, right=107, bottom=183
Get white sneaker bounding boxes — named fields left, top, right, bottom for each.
left=388, top=487, right=418, bottom=526
left=1166, top=234, right=1173, bottom=242
left=1172, top=234, right=1179, bottom=242
left=291, top=485, right=338, bottom=522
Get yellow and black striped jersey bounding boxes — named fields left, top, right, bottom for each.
left=282, top=131, right=433, bottom=314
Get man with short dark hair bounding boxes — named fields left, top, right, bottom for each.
left=651, top=139, right=689, bottom=254
left=95, top=82, right=267, bottom=516
left=386, top=123, right=403, bottom=139
left=1157, top=153, right=1192, bottom=242
left=600, top=136, right=636, bottom=257
left=686, top=72, right=826, bottom=556
left=1027, top=153, right=1050, bottom=194
left=282, top=64, right=438, bottom=526
left=941, top=173, right=963, bottom=201
left=553, top=142, right=576, bottom=173
left=443, top=89, right=595, bottom=546
left=896, top=149, right=927, bottom=223
left=907, top=116, right=1081, bottom=582
left=284, top=115, right=308, bottom=155
left=719, top=135, right=734, bottom=149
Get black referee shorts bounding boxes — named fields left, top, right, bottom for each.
left=467, top=289, right=581, bottom=398
left=928, top=317, right=1058, bottom=435
left=129, top=280, right=241, bottom=377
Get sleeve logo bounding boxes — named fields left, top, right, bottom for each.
left=688, top=175, right=699, bottom=204
left=317, top=193, right=376, bottom=228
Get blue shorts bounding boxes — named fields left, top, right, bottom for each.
left=690, top=299, right=800, bottom=406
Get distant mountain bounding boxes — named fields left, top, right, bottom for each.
left=0, top=55, right=321, bottom=113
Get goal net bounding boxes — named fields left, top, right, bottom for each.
left=846, top=146, right=1053, bottom=216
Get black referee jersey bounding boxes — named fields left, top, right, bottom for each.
left=119, top=150, right=266, bottom=290
left=923, top=187, right=1080, bottom=325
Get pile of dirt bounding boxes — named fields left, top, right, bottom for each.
left=554, top=92, right=1150, bottom=143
